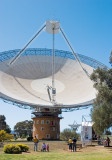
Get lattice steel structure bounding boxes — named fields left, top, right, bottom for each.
left=0, top=48, right=106, bottom=69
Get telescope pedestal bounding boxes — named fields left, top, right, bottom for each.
left=32, top=108, right=62, bottom=140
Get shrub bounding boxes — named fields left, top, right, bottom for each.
left=27, top=136, right=33, bottom=141
left=0, top=130, right=13, bottom=142
left=3, top=144, right=21, bottom=154
left=17, top=144, right=29, bottom=152
left=3, top=143, right=29, bottom=154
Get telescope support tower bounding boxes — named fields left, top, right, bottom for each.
left=32, top=107, right=62, bottom=140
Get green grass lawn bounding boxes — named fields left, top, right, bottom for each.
left=0, top=141, right=112, bottom=160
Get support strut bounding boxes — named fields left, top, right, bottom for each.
left=9, top=24, right=46, bottom=65
left=60, top=27, right=89, bottom=77
left=52, top=25, right=56, bottom=104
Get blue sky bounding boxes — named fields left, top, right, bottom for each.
left=0, top=0, right=112, bottom=131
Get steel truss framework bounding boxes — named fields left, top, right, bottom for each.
left=0, top=48, right=107, bottom=69
left=0, top=96, right=93, bottom=112
left=0, top=48, right=107, bottom=111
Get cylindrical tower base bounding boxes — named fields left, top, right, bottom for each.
left=32, top=108, right=62, bottom=140
left=32, top=116, right=61, bottom=140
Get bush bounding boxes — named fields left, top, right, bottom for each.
left=3, top=143, right=29, bottom=154
left=17, top=144, right=29, bottom=152
left=0, top=130, right=13, bottom=142
left=27, top=136, right=33, bottom=141
left=3, top=144, right=21, bottom=154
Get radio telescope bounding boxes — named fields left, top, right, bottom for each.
left=0, top=21, right=106, bottom=139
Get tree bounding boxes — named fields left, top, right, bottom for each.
left=0, top=115, right=11, bottom=133
left=14, top=120, right=33, bottom=137
left=90, top=53, right=112, bottom=135
left=5, top=125, right=11, bottom=134
left=109, top=50, right=112, bottom=64
left=0, top=115, right=6, bottom=130
left=0, top=130, right=13, bottom=142
left=60, top=128, right=79, bottom=141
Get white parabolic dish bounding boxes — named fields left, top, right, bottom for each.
left=0, top=48, right=106, bottom=108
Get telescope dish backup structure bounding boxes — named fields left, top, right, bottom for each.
left=0, top=21, right=106, bottom=139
